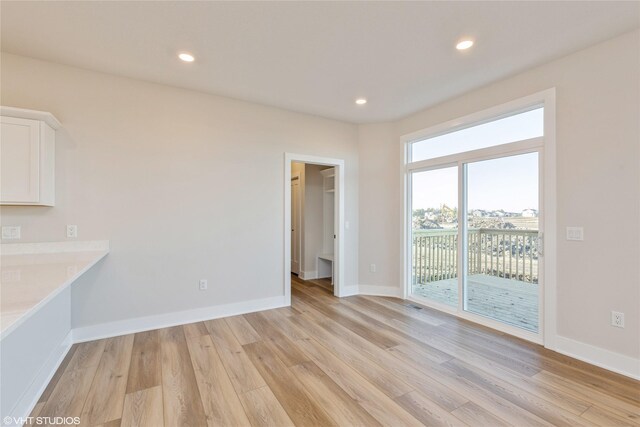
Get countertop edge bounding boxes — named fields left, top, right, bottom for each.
left=0, top=240, right=110, bottom=255
left=0, top=248, right=110, bottom=339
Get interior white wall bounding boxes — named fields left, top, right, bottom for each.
left=303, top=164, right=325, bottom=276
left=0, top=53, right=359, bottom=330
left=291, top=162, right=305, bottom=275
left=357, top=122, right=400, bottom=289
left=358, top=30, right=640, bottom=361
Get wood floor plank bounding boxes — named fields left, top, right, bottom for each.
left=338, top=297, right=454, bottom=363
left=243, top=340, right=336, bottom=427
left=343, top=291, right=542, bottom=379
left=182, top=321, right=210, bottom=340
left=293, top=287, right=399, bottom=349
left=378, top=310, right=592, bottom=418
left=238, top=386, right=295, bottom=427
left=386, top=343, right=554, bottom=427
left=204, top=318, right=267, bottom=393
left=244, top=311, right=310, bottom=367
left=273, top=305, right=303, bottom=317
left=160, top=326, right=207, bottom=427
left=361, top=295, right=447, bottom=325
left=225, top=315, right=262, bottom=345
left=290, top=361, right=383, bottom=427
left=442, top=358, right=596, bottom=427
left=66, top=339, right=107, bottom=371
left=387, top=316, right=541, bottom=377
left=95, top=419, right=122, bottom=427
left=126, top=330, right=161, bottom=394
left=29, top=401, right=45, bottom=418
left=539, top=360, right=640, bottom=405
left=288, top=311, right=414, bottom=399
left=581, top=405, right=639, bottom=427
left=293, top=336, right=424, bottom=427
left=343, top=295, right=444, bottom=327
left=185, top=332, right=251, bottom=427
left=296, top=283, right=338, bottom=305
left=259, top=308, right=310, bottom=340
left=80, top=335, right=135, bottom=426
left=533, top=370, right=640, bottom=422
left=38, top=366, right=101, bottom=422
left=38, top=344, right=78, bottom=403
left=450, top=401, right=511, bottom=427
left=395, top=390, right=469, bottom=427
left=121, top=386, right=163, bottom=427
left=294, top=305, right=468, bottom=411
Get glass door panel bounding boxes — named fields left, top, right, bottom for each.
left=411, top=167, right=458, bottom=307
left=464, top=152, right=540, bottom=332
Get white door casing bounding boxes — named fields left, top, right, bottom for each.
left=291, top=174, right=301, bottom=274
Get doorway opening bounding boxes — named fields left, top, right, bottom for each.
left=284, top=153, right=345, bottom=306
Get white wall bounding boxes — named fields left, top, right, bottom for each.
left=303, top=164, right=326, bottom=276
left=358, top=30, right=640, bottom=364
left=0, top=53, right=359, bottom=331
left=358, top=122, right=400, bottom=290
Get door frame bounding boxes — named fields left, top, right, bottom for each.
left=399, top=88, right=557, bottom=347
left=284, top=153, right=345, bottom=305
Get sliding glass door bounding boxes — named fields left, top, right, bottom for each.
left=406, top=105, right=545, bottom=340
left=411, top=166, right=458, bottom=307
left=464, top=152, right=540, bottom=333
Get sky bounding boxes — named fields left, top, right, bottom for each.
left=411, top=108, right=543, bottom=161
left=411, top=108, right=542, bottom=213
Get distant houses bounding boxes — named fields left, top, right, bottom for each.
left=413, top=206, right=539, bottom=230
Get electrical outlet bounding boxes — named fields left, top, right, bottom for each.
left=611, top=311, right=625, bottom=328
left=67, top=225, right=78, bottom=238
left=566, top=227, right=584, bottom=241
left=369, top=263, right=377, bottom=273
left=1, top=226, right=21, bottom=240
left=199, top=279, right=208, bottom=291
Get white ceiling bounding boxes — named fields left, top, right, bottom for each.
left=1, top=1, right=638, bottom=123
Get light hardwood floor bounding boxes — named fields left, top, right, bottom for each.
left=32, top=275, right=640, bottom=426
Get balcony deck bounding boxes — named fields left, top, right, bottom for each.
left=412, top=274, right=538, bottom=332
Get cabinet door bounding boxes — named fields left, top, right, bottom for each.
left=1, top=116, right=40, bottom=203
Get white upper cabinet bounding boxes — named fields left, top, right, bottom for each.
left=0, top=107, right=60, bottom=206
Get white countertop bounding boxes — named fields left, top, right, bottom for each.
left=1, top=241, right=109, bottom=337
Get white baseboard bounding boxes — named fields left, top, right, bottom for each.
left=338, top=285, right=359, bottom=297
left=73, top=295, right=287, bottom=343
left=552, top=335, right=640, bottom=380
left=357, top=284, right=402, bottom=298
left=300, top=270, right=317, bottom=280
left=10, top=332, right=73, bottom=426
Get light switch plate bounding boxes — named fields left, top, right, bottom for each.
left=566, top=227, right=584, bottom=241
left=2, top=226, right=21, bottom=240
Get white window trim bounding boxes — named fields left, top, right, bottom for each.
left=399, top=88, right=557, bottom=347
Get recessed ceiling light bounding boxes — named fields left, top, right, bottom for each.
left=456, top=40, right=474, bottom=50
left=178, top=52, right=195, bottom=62
left=355, top=98, right=367, bottom=105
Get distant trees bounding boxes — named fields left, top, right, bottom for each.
left=413, top=206, right=537, bottom=230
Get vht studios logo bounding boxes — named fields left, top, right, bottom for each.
left=3, top=416, right=81, bottom=426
